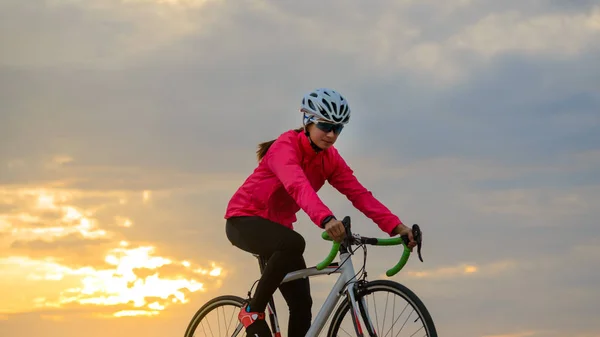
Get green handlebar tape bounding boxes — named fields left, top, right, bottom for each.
left=316, top=241, right=340, bottom=270
left=376, top=237, right=403, bottom=246
left=385, top=245, right=411, bottom=276
left=317, top=231, right=412, bottom=276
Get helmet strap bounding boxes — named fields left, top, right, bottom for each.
left=302, top=112, right=324, bottom=152
left=304, top=127, right=323, bottom=153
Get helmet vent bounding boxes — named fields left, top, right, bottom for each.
left=321, top=99, right=332, bottom=112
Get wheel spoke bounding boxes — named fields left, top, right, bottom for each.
left=205, top=318, right=215, bottom=337
left=383, top=303, right=408, bottom=337
left=218, top=306, right=222, bottom=337
left=372, top=292, right=380, bottom=335
left=339, top=326, right=354, bottom=337
left=382, top=292, right=389, bottom=334
left=226, top=305, right=237, bottom=335
left=184, top=296, right=246, bottom=337
left=328, top=281, right=436, bottom=337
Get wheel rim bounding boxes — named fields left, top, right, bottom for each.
left=187, top=299, right=245, bottom=337
left=329, top=284, right=432, bottom=337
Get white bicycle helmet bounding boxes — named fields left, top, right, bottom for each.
left=301, top=88, right=351, bottom=126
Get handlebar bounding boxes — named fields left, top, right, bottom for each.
left=316, top=216, right=423, bottom=277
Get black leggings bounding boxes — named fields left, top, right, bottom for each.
left=226, top=216, right=312, bottom=337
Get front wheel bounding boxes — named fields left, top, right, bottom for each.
left=184, top=295, right=246, bottom=337
left=328, top=280, right=437, bottom=337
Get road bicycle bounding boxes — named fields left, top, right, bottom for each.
left=184, top=216, right=437, bottom=337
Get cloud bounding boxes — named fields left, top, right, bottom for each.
left=0, top=0, right=224, bottom=68
left=449, top=8, right=600, bottom=58
left=233, top=1, right=600, bottom=84
left=0, top=181, right=228, bottom=318
left=0, top=250, right=223, bottom=316
left=403, top=259, right=515, bottom=280
left=2, top=2, right=598, bottom=177
left=10, top=233, right=112, bottom=251
left=1, top=241, right=225, bottom=318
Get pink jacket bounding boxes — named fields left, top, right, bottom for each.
left=224, top=129, right=402, bottom=236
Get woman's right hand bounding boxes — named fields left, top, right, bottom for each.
left=324, top=218, right=346, bottom=242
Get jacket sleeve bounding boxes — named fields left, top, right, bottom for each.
left=327, top=149, right=402, bottom=236
left=266, top=136, right=335, bottom=228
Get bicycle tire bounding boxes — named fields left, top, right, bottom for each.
left=184, top=295, right=246, bottom=337
left=327, top=280, right=437, bottom=337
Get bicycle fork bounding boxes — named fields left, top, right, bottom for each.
left=346, top=283, right=378, bottom=337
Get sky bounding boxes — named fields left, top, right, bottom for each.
left=1, top=0, right=599, bottom=336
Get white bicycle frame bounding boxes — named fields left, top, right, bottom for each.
left=234, top=249, right=375, bottom=337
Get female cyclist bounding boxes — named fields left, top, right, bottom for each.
left=224, top=88, right=417, bottom=337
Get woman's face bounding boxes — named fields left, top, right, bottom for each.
left=306, top=121, right=344, bottom=150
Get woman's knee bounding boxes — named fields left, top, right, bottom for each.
left=284, top=231, right=306, bottom=255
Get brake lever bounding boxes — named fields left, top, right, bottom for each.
left=413, top=224, right=423, bottom=262
left=342, top=216, right=354, bottom=253
left=401, top=224, right=424, bottom=262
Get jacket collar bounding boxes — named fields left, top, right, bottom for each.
left=298, top=130, right=323, bottom=159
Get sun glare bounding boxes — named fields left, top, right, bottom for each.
left=1, top=245, right=223, bottom=317
left=0, top=186, right=226, bottom=318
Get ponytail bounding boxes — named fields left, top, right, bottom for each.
left=256, top=127, right=304, bottom=161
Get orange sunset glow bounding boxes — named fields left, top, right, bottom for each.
left=0, top=185, right=225, bottom=320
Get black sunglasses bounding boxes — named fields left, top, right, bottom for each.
left=315, top=121, right=344, bottom=135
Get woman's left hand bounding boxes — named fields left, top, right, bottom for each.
left=393, top=224, right=417, bottom=251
